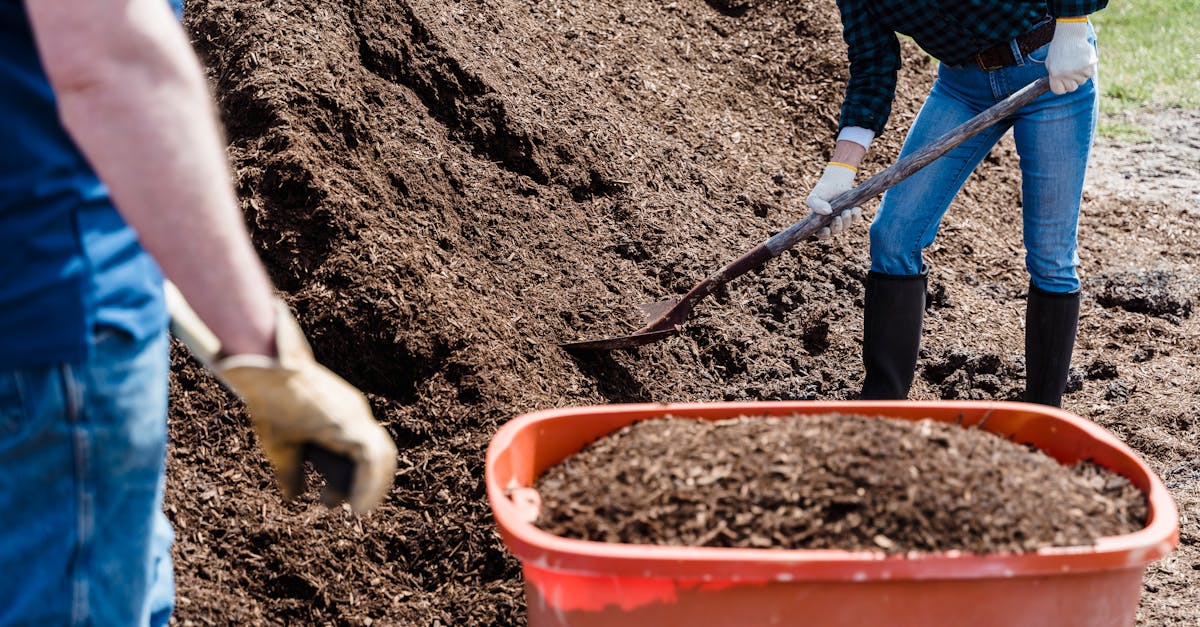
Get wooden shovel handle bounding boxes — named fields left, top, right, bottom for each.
left=642, top=76, right=1052, bottom=335
left=764, top=75, right=1052, bottom=255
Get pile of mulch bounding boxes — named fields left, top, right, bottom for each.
left=535, top=414, right=1147, bottom=554
left=171, top=0, right=1200, bottom=623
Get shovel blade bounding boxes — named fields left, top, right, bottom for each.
left=637, top=298, right=681, bottom=322
left=559, top=328, right=679, bottom=351
left=560, top=296, right=688, bottom=351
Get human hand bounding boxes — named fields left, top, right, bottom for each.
left=818, top=206, right=863, bottom=241
left=806, top=162, right=862, bottom=240
left=215, top=302, right=398, bottom=514
left=1045, top=19, right=1096, bottom=95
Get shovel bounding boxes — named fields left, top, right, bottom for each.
left=562, top=76, right=1051, bottom=351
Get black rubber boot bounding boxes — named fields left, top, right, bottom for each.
left=861, top=271, right=927, bottom=400
left=1024, top=284, right=1081, bottom=407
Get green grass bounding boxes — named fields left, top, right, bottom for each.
left=1091, top=1, right=1200, bottom=111
left=1096, top=119, right=1153, bottom=143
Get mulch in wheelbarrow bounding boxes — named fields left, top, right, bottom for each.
left=535, top=414, right=1146, bottom=554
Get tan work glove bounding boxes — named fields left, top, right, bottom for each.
left=215, top=302, right=398, bottom=514
left=165, top=283, right=398, bottom=514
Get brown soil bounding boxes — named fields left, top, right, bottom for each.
left=534, top=414, right=1146, bottom=553
left=169, top=0, right=1199, bottom=625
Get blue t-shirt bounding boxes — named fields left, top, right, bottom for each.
left=0, top=0, right=183, bottom=367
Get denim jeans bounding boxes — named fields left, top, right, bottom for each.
left=0, top=327, right=173, bottom=626
left=868, top=26, right=1099, bottom=293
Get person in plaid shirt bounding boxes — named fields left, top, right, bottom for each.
left=807, top=1, right=1105, bottom=407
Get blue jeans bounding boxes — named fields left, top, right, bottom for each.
left=869, top=27, right=1099, bottom=293
left=0, top=327, right=174, bottom=626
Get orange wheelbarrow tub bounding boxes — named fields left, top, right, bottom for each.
left=485, top=401, right=1179, bottom=627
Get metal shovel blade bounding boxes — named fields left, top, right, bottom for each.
left=636, top=298, right=680, bottom=321
left=558, top=327, right=680, bottom=351
left=559, top=298, right=684, bottom=351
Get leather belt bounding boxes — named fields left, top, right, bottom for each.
left=974, top=18, right=1056, bottom=71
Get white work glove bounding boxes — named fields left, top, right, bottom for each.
left=1045, top=19, right=1097, bottom=95
left=805, top=162, right=863, bottom=240
left=215, top=301, right=399, bottom=514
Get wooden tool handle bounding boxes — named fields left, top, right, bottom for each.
left=764, top=75, right=1052, bottom=256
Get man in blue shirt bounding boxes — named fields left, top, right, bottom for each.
left=807, top=2, right=1105, bottom=407
left=1, top=0, right=398, bottom=623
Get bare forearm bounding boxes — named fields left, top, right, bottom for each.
left=26, top=0, right=275, bottom=356
left=831, top=140, right=868, bottom=169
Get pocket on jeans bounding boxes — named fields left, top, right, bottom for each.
left=0, top=372, right=25, bottom=437
left=1027, top=43, right=1049, bottom=65
left=92, top=324, right=136, bottom=348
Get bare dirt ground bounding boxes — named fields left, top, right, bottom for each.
left=167, top=0, right=1199, bottom=624
left=1090, top=107, right=1200, bottom=210
left=1082, top=106, right=1200, bottom=626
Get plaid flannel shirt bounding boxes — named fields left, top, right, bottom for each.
left=835, top=1, right=1108, bottom=136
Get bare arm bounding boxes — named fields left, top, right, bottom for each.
left=25, top=0, right=275, bottom=357
left=830, top=139, right=868, bottom=170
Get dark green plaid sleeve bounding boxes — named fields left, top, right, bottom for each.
left=1048, top=1, right=1109, bottom=17
left=836, top=0, right=901, bottom=136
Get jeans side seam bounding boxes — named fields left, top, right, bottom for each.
left=61, top=364, right=91, bottom=627
left=3, top=369, right=29, bottom=437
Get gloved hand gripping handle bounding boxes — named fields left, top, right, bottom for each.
left=163, top=281, right=356, bottom=502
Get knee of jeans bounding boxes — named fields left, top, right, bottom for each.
left=869, top=220, right=921, bottom=274
left=1027, top=260, right=1080, bottom=293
